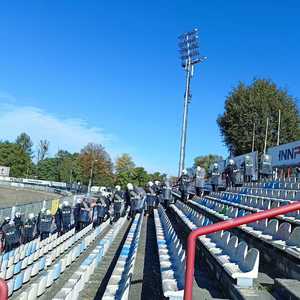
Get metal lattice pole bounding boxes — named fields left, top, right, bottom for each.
left=178, top=29, right=206, bottom=176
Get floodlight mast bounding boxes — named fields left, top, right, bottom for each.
left=178, top=29, right=206, bottom=176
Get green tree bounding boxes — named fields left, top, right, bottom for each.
left=194, top=154, right=223, bottom=174
left=115, top=154, right=135, bottom=174
left=131, top=167, right=150, bottom=186
left=37, top=157, right=60, bottom=181
left=56, top=151, right=82, bottom=183
left=148, top=171, right=167, bottom=183
left=217, top=79, right=300, bottom=156
left=0, top=141, right=33, bottom=177
left=37, top=139, right=49, bottom=162
left=79, top=143, right=114, bottom=186
left=16, top=133, right=33, bottom=157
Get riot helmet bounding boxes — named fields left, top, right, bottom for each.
left=28, top=213, right=35, bottom=220
left=127, top=183, right=134, bottom=190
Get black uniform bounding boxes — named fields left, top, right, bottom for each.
left=178, top=174, right=190, bottom=202
left=211, top=166, right=220, bottom=192
left=61, top=205, right=72, bottom=233
left=145, top=186, right=156, bottom=215
left=78, top=202, right=90, bottom=230
left=23, top=218, right=36, bottom=243
left=153, top=184, right=162, bottom=206
left=74, top=202, right=81, bottom=232
left=162, top=184, right=172, bottom=208
left=112, top=191, right=124, bottom=221
left=2, top=222, right=20, bottom=252
left=95, top=197, right=107, bottom=226
left=128, top=189, right=142, bottom=219
left=14, top=215, right=24, bottom=242
left=225, top=163, right=238, bottom=188
left=38, top=212, right=52, bottom=240
left=55, top=208, right=63, bottom=235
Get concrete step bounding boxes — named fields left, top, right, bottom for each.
left=39, top=225, right=112, bottom=300
left=138, top=215, right=165, bottom=300
left=79, top=219, right=131, bottom=299
left=273, top=278, right=300, bottom=300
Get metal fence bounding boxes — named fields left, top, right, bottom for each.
left=0, top=180, right=69, bottom=221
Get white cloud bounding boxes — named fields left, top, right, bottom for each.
left=0, top=102, right=172, bottom=174
left=0, top=103, right=113, bottom=156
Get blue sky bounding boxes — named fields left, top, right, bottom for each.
left=0, top=1, right=300, bottom=175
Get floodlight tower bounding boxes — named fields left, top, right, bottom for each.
left=178, top=29, right=206, bottom=176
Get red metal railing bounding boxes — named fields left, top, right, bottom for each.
left=0, top=279, right=7, bottom=300
left=184, top=201, right=300, bottom=300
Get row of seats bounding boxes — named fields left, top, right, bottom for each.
left=1, top=233, right=57, bottom=278
left=244, top=180, right=300, bottom=191
left=171, top=201, right=260, bottom=288
left=53, top=216, right=127, bottom=300
left=12, top=223, right=94, bottom=299
left=208, top=192, right=300, bottom=225
left=1, top=230, right=75, bottom=282
left=191, top=198, right=300, bottom=260
left=227, top=186, right=299, bottom=200
left=102, top=212, right=143, bottom=300
left=154, top=205, right=185, bottom=299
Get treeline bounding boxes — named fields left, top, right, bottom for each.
left=217, top=78, right=300, bottom=156
left=0, top=133, right=166, bottom=188
left=192, top=79, right=300, bottom=173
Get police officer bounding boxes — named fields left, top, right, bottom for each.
left=242, top=155, right=254, bottom=183
left=95, top=195, right=107, bottom=225
left=195, top=166, right=206, bottom=197
left=61, top=201, right=72, bottom=233
left=14, top=212, right=24, bottom=242
left=1, top=218, right=20, bottom=252
left=153, top=180, right=162, bottom=206
left=225, top=159, right=238, bottom=188
left=145, top=181, right=156, bottom=216
left=260, top=154, right=272, bottom=180
left=111, top=185, right=124, bottom=222
left=127, top=183, right=141, bottom=219
left=177, top=169, right=190, bottom=203
left=38, top=209, right=53, bottom=240
left=23, top=213, right=36, bottom=243
left=74, top=198, right=81, bottom=232
left=55, top=205, right=63, bottom=235
left=161, top=180, right=173, bottom=209
left=79, top=199, right=91, bottom=230
left=211, top=163, right=220, bottom=192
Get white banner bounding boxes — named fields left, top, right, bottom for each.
left=0, top=166, right=10, bottom=177
left=268, top=140, right=300, bottom=167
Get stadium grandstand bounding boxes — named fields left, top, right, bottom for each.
left=1, top=3, right=300, bottom=299
left=0, top=138, right=299, bottom=300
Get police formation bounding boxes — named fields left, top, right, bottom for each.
left=0, top=201, right=73, bottom=253
left=0, top=182, right=174, bottom=253
left=208, top=154, right=273, bottom=192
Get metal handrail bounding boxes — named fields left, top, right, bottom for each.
left=0, top=279, right=7, bottom=300
left=184, top=201, right=300, bottom=300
